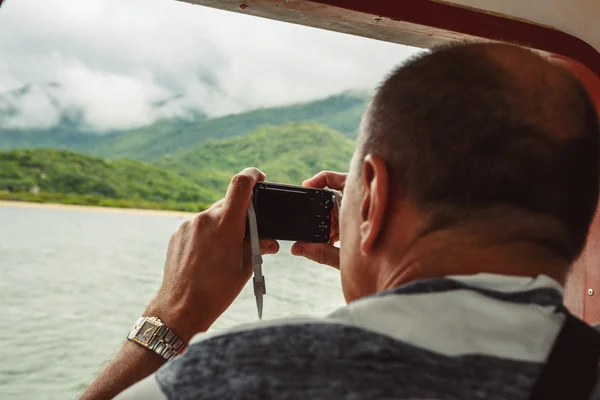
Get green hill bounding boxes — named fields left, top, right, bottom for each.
left=0, top=122, right=355, bottom=211
left=157, top=122, right=355, bottom=194
left=0, top=92, right=368, bottom=162
left=0, top=149, right=217, bottom=211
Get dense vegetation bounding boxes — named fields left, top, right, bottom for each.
left=1, top=122, right=356, bottom=211
left=0, top=149, right=216, bottom=211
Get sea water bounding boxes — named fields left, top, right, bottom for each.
left=0, top=205, right=345, bottom=399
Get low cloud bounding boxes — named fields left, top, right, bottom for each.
left=0, top=0, right=421, bottom=131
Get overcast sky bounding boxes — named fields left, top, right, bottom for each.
left=0, top=0, right=421, bottom=131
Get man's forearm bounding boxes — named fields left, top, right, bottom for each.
left=80, top=298, right=210, bottom=399
left=80, top=341, right=165, bottom=400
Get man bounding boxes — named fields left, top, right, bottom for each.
left=82, top=42, right=600, bottom=399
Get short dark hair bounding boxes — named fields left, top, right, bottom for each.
left=361, top=43, right=599, bottom=262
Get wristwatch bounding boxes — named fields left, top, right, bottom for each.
left=127, top=317, right=187, bottom=361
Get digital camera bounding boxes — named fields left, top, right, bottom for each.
left=245, top=182, right=335, bottom=243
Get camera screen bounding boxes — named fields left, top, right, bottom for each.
left=252, top=185, right=332, bottom=242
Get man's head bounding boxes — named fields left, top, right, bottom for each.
left=339, top=42, right=599, bottom=302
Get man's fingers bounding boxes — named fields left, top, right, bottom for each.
left=260, top=240, right=280, bottom=255
left=303, top=171, right=347, bottom=190
left=223, top=168, right=266, bottom=218
left=291, top=242, right=340, bottom=269
left=242, top=239, right=279, bottom=269
left=329, top=233, right=340, bottom=244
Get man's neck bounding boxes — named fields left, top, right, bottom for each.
left=375, top=223, right=570, bottom=293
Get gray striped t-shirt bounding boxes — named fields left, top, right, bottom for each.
left=117, top=273, right=600, bottom=399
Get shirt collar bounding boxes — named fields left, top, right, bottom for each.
left=377, top=273, right=565, bottom=309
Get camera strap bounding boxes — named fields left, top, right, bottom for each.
left=247, top=196, right=266, bottom=319
left=528, top=312, right=600, bottom=400
left=330, top=189, right=342, bottom=213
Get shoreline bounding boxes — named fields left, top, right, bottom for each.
left=0, top=200, right=197, bottom=217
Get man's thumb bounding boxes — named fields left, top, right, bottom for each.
left=291, top=242, right=340, bottom=269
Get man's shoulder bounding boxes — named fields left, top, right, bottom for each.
left=121, top=276, right=568, bottom=400
left=151, top=310, right=547, bottom=400
left=155, top=316, right=397, bottom=399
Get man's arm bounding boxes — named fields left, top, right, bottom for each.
left=81, top=340, right=164, bottom=400
left=80, top=299, right=200, bottom=400
left=80, top=168, right=279, bottom=399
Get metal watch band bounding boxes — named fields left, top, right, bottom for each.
left=127, top=317, right=187, bottom=361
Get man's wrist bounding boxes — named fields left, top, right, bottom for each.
left=127, top=316, right=186, bottom=360
left=143, top=296, right=213, bottom=344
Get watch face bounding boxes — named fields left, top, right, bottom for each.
left=135, top=320, right=159, bottom=344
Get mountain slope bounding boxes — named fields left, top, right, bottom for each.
left=157, top=122, right=355, bottom=193
left=0, top=91, right=367, bottom=161
left=89, top=92, right=367, bottom=161
left=0, top=82, right=207, bottom=153
left=0, top=127, right=108, bottom=152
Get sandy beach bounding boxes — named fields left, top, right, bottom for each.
left=0, top=200, right=197, bottom=218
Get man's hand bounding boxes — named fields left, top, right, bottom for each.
left=81, top=168, right=278, bottom=400
left=146, top=168, right=279, bottom=343
left=291, top=171, right=347, bottom=269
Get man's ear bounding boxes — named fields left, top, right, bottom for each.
left=359, top=154, right=389, bottom=256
